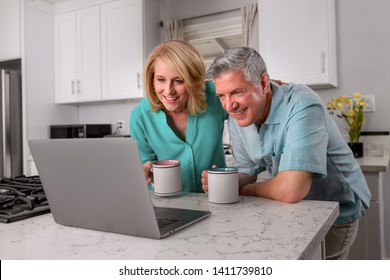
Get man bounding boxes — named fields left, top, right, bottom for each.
left=202, top=47, right=371, bottom=260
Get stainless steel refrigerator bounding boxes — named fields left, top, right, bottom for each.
left=0, top=59, right=23, bottom=178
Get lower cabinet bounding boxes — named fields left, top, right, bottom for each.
left=348, top=172, right=385, bottom=259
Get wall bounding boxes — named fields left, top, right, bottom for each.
left=24, top=5, right=78, bottom=139
left=24, top=2, right=77, bottom=174
left=78, top=101, right=138, bottom=135
left=317, top=0, right=390, bottom=259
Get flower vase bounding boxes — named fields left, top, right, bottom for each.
left=348, top=142, right=364, bottom=158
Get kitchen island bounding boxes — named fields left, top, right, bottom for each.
left=0, top=193, right=338, bottom=260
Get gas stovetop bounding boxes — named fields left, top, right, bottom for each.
left=0, top=175, right=50, bottom=223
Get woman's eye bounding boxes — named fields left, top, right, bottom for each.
left=174, top=79, right=184, bottom=85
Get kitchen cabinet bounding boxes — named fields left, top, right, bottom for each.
left=348, top=136, right=389, bottom=259
left=0, top=0, right=21, bottom=61
left=54, top=0, right=146, bottom=104
left=258, top=0, right=337, bottom=88
left=54, top=6, right=101, bottom=103
left=349, top=169, right=388, bottom=259
left=101, top=0, right=143, bottom=100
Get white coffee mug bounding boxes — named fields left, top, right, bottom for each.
left=152, top=160, right=182, bottom=196
left=207, top=167, right=239, bottom=204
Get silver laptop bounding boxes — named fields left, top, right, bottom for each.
left=28, top=138, right=210, bottom=239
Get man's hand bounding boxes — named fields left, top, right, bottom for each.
left=201, top=165, right=217, bottom=194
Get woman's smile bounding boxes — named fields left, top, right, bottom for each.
left=164, top=95, right=179, bottom=102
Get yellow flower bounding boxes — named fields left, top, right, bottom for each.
left=337, top=102, right=343, bottom=112
left=346, top=109, right=355, bottom=119
left=327, top=91, right=366, bottom=143
left=353, top=91, right=362, bottom=99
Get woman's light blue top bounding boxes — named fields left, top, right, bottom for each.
left=130, top=82, right=228, bottom=193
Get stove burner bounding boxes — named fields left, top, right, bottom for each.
left=0, top=175, right=50, bottom=223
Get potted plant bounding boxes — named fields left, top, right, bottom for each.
left=327, top=91, right=366, bottom=157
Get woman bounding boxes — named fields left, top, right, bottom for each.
left=130, top=40, right=228, bottom=193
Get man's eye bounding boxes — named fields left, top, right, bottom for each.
left=234, top=90, right=246, bottom=96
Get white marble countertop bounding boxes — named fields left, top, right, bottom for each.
left=356, top=154, right=389, bottom=172
left=0, top=193, right=338, bottom=260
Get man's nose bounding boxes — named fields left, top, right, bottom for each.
left=224, top=96, right=237, bottom=112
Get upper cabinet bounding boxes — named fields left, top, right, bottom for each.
left=0, top=0, right=21, bottom=61
left=54, top=0, right=156, bottom=104
left=258, top=0, right=337, bottom=88
left=100, top=0, right=143, bottom=101
left=54, top=6, right=101, bottom=103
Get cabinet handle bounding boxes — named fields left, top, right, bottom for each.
left=321, top=51, right=325, bottom=73
left=137, top=73, right=141, bottom=89
left=77, top=80, right=81, bottom=94
left=71, top=80, right=75, bottom=94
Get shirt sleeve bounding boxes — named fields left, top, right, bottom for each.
left=278, top=103, right=328, bottom=179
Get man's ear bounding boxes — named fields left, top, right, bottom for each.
left=261, top=73, right=271, bottom=94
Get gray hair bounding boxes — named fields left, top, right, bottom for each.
left=207, top=47, right=267, bottom=86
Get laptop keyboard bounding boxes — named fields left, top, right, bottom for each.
left=157, top=217, right=178, bottom=229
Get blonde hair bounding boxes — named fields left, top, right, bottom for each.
left=144, top=40, right=207, bottom=115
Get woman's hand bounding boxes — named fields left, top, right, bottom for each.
left=143, top=161, right=153, bottom=185
left=271, top=79, right=288, bottom=85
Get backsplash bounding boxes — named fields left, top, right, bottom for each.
left=360, top=134, right=389, bottom=158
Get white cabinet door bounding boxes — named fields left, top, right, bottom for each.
left=76, top=6, right=101, bottom=102
left=54, top=11, right=77, bottom=103
left=258, top=0, right=337, bottom=88
left=54, top=6, right=101, bottom=103
left=349, top=172, right=386, bottom=259
left=101, top=0, right=143, bottom=100
left=0, top=0, right=21, bottom=61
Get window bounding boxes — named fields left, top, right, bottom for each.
left=183, top=10, right=242, bottom=70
